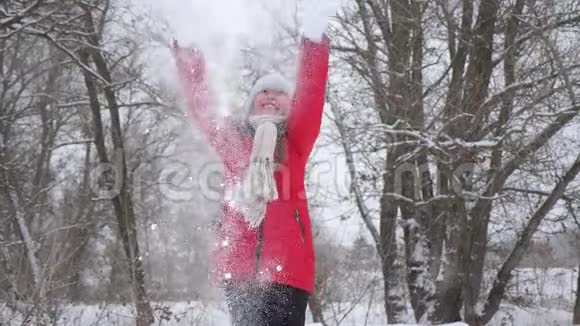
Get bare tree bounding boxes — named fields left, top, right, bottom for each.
left=331, top=0, right=435, bottom=321
left=0, top=31, right=76, bottom=317
left=331, top=0, right=580, bottom=323
left=0, top=0, right=179, bottom=324
left=327, top=87, right=408, bottom=323
left=77, top=4, right=155, bottom=324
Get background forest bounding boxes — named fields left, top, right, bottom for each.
left=1, top=0, right=580, bottom=325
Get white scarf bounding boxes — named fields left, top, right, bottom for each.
left=226, top=115, right=286, bottom=228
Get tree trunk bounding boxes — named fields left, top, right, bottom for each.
left=0, top=145, right=44, bottom=301
left=432, top=0, right=474, bottom=318
left=464, top=2, right=526, bottom=324
left=329, top=80, right=406, bottom=322
left=379, top=0, right=427, bottom=321
left=80, top=12, right=154, bottom=321
left=308, top=289, right=327, bottom=326
left=380, top=154, right=408, bottom=323
left=431, top=0, right=499, bottom=322
left=398, top=2, right=437, bottom=321
left=573, top=264, right=580, bottom=325
left=66, top=140, right=95, bottom=301
left=399, top=164, right=435, bottom=322
left=431, top=189, right=468, bottom=323
left=459, top=1, right=499, bottom=321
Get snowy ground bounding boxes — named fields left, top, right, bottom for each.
left=2, top=268, right=575, bottom=325
left=0, top=300, right=572, bottom=326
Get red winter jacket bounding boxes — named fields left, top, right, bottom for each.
left=173, top=37, right=329, bottom=293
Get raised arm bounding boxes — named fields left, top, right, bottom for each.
left=287, top=36, right=330, bottom=158
left=172, top=42, right=244, bottom=162
left=172, top=43, right=217, bottom=139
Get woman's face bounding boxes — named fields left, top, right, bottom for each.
left=252, top=90, right=291, bottom=116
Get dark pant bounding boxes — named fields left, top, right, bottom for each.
left=225, top=283, right=309, bottom=326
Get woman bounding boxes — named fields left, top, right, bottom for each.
left=172, top=33, right=329, bottom=326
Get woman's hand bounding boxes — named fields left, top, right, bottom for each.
left=171, top=39, right=205, bottom=81
left=301, top=0, right=341, bottom=42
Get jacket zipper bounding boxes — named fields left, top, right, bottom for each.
left=294, top=208, right=306, bottom=244
left=253, top=222, right=265, bottom=279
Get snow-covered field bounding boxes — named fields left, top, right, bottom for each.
left=503, top=268, right=578, bottom=309
left=0, top=301, right=572, bottom=326
left=1, top=268, right=575, bottom=325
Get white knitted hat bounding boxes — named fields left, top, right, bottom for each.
left=242, top=73, right=293, bottom=118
